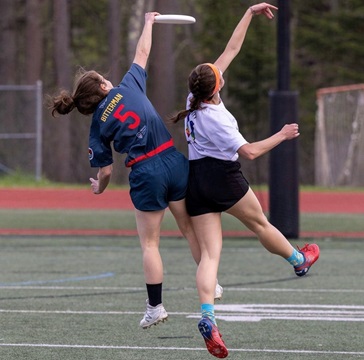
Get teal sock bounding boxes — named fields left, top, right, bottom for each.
left=201, top=303, right=216, bottom=325
left=286, top=248, right=304, bottom=266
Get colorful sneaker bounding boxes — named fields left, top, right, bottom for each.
left=198, top=317, right=228, bottom=358
left=294, top=243, right=320, bottom=277
left=140, top=300, right=168, bottom=329
left=214, top=283, right=223, bottom=301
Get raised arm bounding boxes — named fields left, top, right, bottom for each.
left=214, top=2, right=277, bottom=73
left=133, top=12, right=160, bottom=69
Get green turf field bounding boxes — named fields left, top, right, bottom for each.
left=0, top=209, right=364, bottom=234
left=0, top=236, right=363, bottom=359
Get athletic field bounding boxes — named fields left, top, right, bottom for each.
left=0, top=188, right=363, bottom=359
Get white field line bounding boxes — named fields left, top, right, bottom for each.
left=0, top=343, right=362, bottom=356
left=1, top=304, right=364, bottom=322
left=212, top=304, right=364, bottom=322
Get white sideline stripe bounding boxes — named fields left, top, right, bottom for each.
left=217, top=316, right=364, bottom=322
left=212, top=304, right=364, bottom=322
left=0, top=343, right=363, bottom=356
left=215, top=304, right=364, bottom=309
left=0, top=286, right=363, bottom=294
left=0, top=286, right=146, bottom=290
left=0, top=309, right=197, bottom=316
left=226, top=287, right=364, bottom=293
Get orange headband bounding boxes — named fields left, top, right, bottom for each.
left=204, top=63, right=220, bottom=96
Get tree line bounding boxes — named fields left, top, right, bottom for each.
left=0, top=0, right=363, bottom=185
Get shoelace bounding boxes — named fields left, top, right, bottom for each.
left=297, top=243, right=310, bottom=252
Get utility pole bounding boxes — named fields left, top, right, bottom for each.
left=269, top=0, right=299, bottom=238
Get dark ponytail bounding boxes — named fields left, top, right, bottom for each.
left=49, top=68, right=106, bottom=117
left=170, top=64, right=217, bottom=123
left=50, top=90, right=75, bottom=117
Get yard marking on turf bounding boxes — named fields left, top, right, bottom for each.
left=1, top=304, right=364, bottom=322
left=207, top=304, right=364, bottom=322
left=0, top=343, right=362, bottom=356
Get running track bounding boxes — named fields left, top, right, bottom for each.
left=0, top=188, right=363, bottom=238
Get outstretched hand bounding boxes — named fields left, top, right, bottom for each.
left=250, top=3, right=278, bottom=19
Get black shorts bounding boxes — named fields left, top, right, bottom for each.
left=186, top=157, right=249, bottom=216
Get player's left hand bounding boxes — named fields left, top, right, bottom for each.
left=280, top=123, right=300, bottom=140
left=89, top=177, right=101, bottom=194
left=250, top=3, right=278, bottom=19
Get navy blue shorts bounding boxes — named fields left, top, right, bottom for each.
left=129, top=148, right=189, bottom=211
left=186, top=157, right=249, bottom=216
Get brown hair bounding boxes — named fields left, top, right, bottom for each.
left=50, top=68, right=106, bottom=117
left=170, top=64, right=217, bottom=123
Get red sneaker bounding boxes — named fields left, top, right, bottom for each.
left=198, top=317, right=228, bottom=358
left=294, top=243, right=320, bottom=277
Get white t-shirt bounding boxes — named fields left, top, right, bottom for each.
left=185, top=94, right=248, bottom=161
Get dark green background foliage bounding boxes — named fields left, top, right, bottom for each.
left=0, top=0, right=362, bottom=184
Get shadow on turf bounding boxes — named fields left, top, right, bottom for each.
left=158, top=336, right=194, bottom=339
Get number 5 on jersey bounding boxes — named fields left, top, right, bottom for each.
left=114, top=104, right=140, bottom=130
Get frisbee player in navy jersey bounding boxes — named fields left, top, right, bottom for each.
left=50, top=12, right=222, bottom=329
left=172, top=3, right=320, bottom=358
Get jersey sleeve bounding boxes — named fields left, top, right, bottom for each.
left=88, top=119, right=113, bottom=168
left=117, top=63, right=147, bottom=94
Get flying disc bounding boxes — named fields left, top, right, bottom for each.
left=155, top=15, right=196, bottom=24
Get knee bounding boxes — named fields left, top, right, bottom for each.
left=140, top=237, right=160, bottom=252
left=248, top=216, right=270, bottom=235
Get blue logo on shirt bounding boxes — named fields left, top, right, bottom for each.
left=186, top=112, right=196, bottom=143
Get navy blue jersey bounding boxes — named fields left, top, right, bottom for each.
left=88, top=63, right=173, bottom=168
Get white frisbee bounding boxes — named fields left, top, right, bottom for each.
left=155, top=15, right=196, bottom=24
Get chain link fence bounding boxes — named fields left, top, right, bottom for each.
left=0, top=81, right=42, bottom=181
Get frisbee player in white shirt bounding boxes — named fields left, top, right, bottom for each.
left=171, top=3, right=319, bottom=358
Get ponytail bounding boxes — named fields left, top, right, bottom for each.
left=169, top=64, right=217, bottom=123
left=50, top=90, right=75, bottom=117
left=49, top=68, right=106, bottom=117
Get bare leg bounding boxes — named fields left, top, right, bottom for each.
left=191, top=213, right=223, bottom=304
left=226, top=188, right=293, bottom=258
left=134, top=208, right=165, bottom=284
left=169, top=199, right=201, bottom=264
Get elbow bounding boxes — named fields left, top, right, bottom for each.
left=244, top=151, right=259, bottom=161
left=140, top=49, right=150, bottom=60
left=231, top=47, right=241, bottom=57
left=138, top=49, right=150, bottom=62
left=133, top=49, right=150, bottom=68
left=238, top=144, right=258, bottom=160
left=245, top=152, right=257, bottom=161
